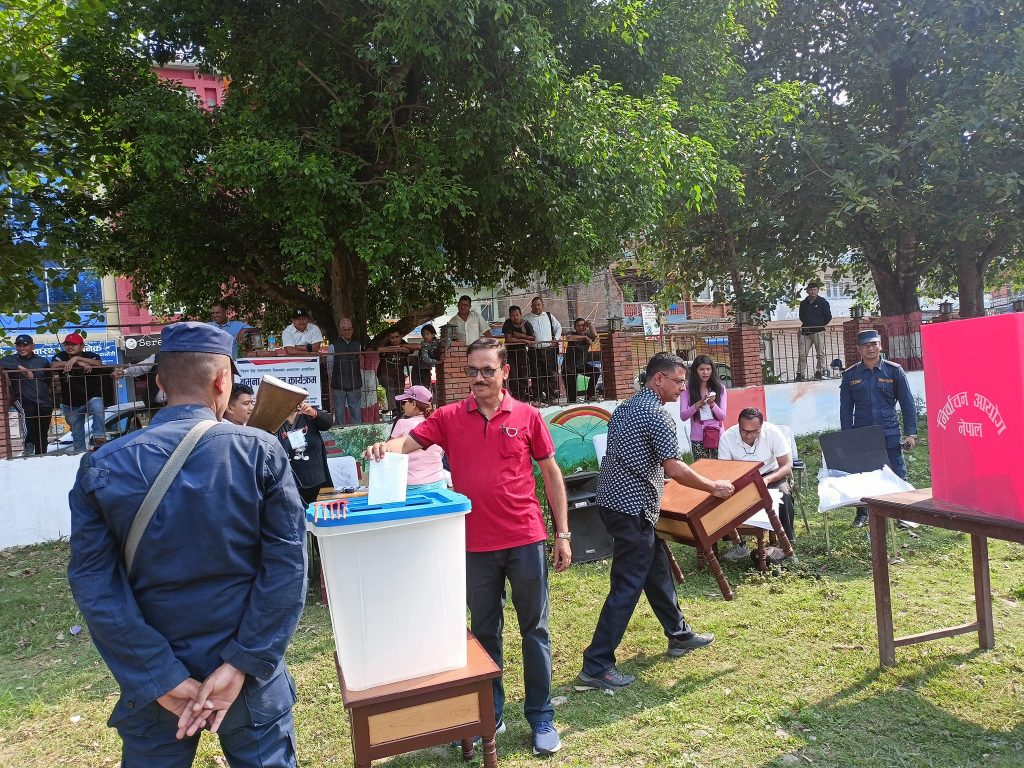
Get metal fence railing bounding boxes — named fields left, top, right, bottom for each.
left=761, top=327, right=847, bottom=383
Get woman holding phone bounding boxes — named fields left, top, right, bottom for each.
left=679, top=355, right=727, bottom=459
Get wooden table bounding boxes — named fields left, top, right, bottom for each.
left=656, top=459, right=795, bottom=600
left=865, top=488, right=1024, bottom=667
left=336, top=632, right=501, bottom=768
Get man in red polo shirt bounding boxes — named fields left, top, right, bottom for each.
left=365, top=337, right=570, bottom=756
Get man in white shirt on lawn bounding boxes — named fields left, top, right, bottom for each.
left=282, top=309, right=325, bottom=355
left=523, top=296, right=563, bottom=405
left=718, top=407, right=795, bottom=541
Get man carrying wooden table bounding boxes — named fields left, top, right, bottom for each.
left=576, top=353, right=734, bottom=691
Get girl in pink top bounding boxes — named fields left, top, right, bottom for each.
left=389, top=385, right=446, bottom=490
left=679, top=355, right=727, bottom=459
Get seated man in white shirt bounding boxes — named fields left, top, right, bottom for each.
left=718, top=407, right=795, bottom=541
left=282, top=308, right=325, bottom=355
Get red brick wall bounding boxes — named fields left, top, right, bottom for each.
left=0, top=373, right=12, bottom=459
left=436, top=341, right=471, bottom=405
left=599, top=332, right=635, bottom=401
left=727, top=325, right=763, bottom=387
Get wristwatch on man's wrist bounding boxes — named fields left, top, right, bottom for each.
left=555, top=531, right=571, bottom=540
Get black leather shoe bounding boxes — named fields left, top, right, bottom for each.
left=853, top=510, right=869, bottom=528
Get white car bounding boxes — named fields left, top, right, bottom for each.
left=48, top=401, right=152, bottom=453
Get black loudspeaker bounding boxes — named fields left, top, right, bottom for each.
left=563, top=471, right=613, bottom=563
left=568, top=505, right=614, bottom=563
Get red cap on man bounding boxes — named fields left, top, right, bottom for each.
left=64, top=333, right=86, bottom=345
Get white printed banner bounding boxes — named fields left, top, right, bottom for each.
left=235, top=357, right=322, bottom=407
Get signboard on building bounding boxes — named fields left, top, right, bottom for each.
left=1, top=338, right=119, bottom=364
left=622, top=303, right=660, bottom=336
left=235, top=357, right=323, bottom=407
left=122, top=334, right=163, bottom=362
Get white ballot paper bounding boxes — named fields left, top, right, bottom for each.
left=368, top=452, right=409, bottom=506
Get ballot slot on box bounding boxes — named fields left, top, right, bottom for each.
left=306, top=489, right=471, bottom=690
left=922, top=313, right=1023, bottom=521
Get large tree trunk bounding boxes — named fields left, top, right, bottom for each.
left=329, top=247, right=371, bottom=340
left=954, top=241, right=986, bottom=318
left=861, top=228, right=922, bottom=316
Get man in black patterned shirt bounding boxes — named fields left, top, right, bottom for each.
left=577, top=353, right=734, bottom=691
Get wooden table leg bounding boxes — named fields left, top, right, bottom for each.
left=481, top=736, right=498, bottom=768
left=869, top=510, right=896, bottom=667
left=704, top=546, right=734, bottom=600
left=765, top=506, right=795, bottom=558
left=756, top=531, right=766, bottom=572
left=971, top=534, right=995, bottom=650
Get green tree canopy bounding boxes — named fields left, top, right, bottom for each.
left=56, top=0, right=763, bottom=339
left=753, top=0, right=1024, bottom=317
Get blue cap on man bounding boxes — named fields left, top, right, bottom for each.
left=14, top=334, right=33, bottom=345
left=856, top=329, right=881, bottom=345
left=161, top=321, right=239, bottom=374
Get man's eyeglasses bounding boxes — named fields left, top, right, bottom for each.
left=464, top=366, right=499, bottom=379
left=739, top=428, right=761, bottom=437
left=663, top=375, right=686, bottom=387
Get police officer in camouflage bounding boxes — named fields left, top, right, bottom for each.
left=840, top=329, right=917, bottom=527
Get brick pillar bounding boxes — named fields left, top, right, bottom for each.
left=599, top=332, right=635, bottom=401
left=0, top=373, right=12, bottom=460
left=842, top=318, right=884, bottom=368
left=879, top=311, right=923, bottom=371
left=726, top=325, right=763, bottom=387
left=435, top=341, right=472, bottom=406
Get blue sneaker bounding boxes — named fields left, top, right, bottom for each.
left=532, top=720, right=561, bottom=756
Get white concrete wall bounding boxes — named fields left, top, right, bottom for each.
left=1, top=454, right=80, bottom=550
left=1, top=372, right=927, bottom=552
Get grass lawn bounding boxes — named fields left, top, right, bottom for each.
left=3, top=421, right=1024, bottom=767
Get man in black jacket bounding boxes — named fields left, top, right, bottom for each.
left=797, top=282, right=832, bottom=381
left=0, top=334, right=55, bottom=455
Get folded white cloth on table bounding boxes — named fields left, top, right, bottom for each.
left=817, top=465, right=914, bottom=513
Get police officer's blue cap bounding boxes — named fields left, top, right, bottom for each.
left=856, top=329, right=881, bottom=345
left=161, top=322, right=239, bottom=374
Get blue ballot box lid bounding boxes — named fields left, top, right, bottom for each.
left=306, top=488, right=471, bottom=528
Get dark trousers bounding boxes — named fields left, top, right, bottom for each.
left=582, top=508, right=695, bottom=677
left=563, top=368, right=597, bottom=402
left=528, top=346, right=559, bottom=402
left=466, top=542, right=553, bottom=726
left=17, top=399, right=52, bottom=455
left=506, top=347, right=531, bottom=402
left=115, top=668, right=298, bottom=768
left=379, top=371, right=405, bottom=412
left=410, top=366, right=432, bottom=387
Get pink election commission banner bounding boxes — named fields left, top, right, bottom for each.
left=921, top=314, right=1022, bottom=521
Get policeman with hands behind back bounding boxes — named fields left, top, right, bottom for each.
left=840, top=329, right=917, bottom=527
left=67, top=321, right=307, bottom=767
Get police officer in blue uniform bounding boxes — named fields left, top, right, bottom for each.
left=839, top=329, right=917, bottom=527
left=68, top=322, right=307, bottom=767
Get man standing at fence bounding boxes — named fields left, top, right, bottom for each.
left=797, top=281, right=832, bottom=381
left=208, top=301, right=252, bottom=359
left=524, top=296, right=562, bottom=405
left=502, top=305, right=534, bottom=402
left=329, top=317, right=363, bottom=425
left=0, top=334, right=54, bottom=456
left=840, top=329, right=917, bottom=527
left=363, top=337, right=570, bottom=756
left=447, top=295, right=490, bottom=344
left=67, top=321, right=307, bottom=767
left=51, top=333, right=118, bottom=452
left=577, top=352, right=733, bottom=691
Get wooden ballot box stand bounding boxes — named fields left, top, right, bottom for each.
left=335, top=633, right=501, bottom=768
left=656, top=459, right=794, bottom=600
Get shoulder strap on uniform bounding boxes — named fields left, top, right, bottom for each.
left=123, top=420, right=219, bottom=574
